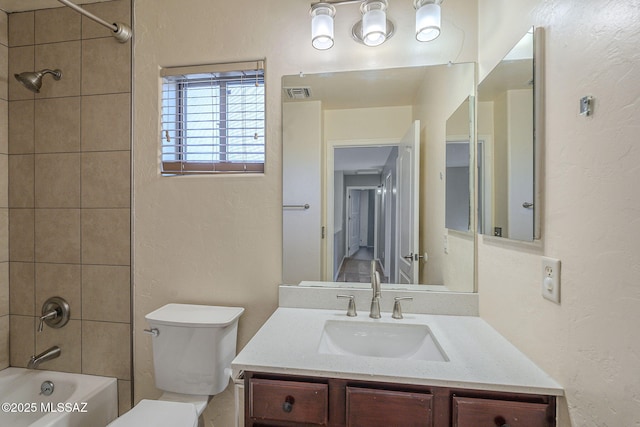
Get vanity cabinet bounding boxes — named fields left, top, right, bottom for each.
left=244, top=372, right=555, bottom=427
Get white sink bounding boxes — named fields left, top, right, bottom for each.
left=317, top=320, right=448, bottom=361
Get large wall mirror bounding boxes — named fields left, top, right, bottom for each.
left=282, top=62, right=476, bottom=292
left=477, top=27, right=543, bottom=241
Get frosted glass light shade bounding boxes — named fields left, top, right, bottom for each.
left=311, top=3, right=336, bottom=50
left=361, top=0, right=388, bottom=47
left=415, top=1, right=441, bottom=42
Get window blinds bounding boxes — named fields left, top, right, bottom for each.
left=161, top=60, right=265, bottom=175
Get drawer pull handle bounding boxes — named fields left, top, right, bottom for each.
left=282, top=395, right=295, bottom=413
left=494, top=416, right=510, bottom=427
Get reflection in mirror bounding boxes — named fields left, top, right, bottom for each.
left=477, top=27, right=539, bottom=241
left=445, top=97, right=474, bottom=232
left=282, top=63, right=476, bottom=292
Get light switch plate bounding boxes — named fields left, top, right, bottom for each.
left=541, top=256, right=561, bottom=304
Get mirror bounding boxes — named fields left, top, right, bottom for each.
left=477, top=27, right=542, bottom=241
left=282, top=62, right=476, bottom=292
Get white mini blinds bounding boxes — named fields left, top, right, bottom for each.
left=160, top=60, right=265, bottom=175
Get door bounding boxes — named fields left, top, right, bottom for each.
left=396, top=120, right=420, bottom=284
left=347, top=189, right=361, bottom=257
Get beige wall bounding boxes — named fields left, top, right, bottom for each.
left=0, top=11, right=8, bottom=370
left=133, top=0, right=476, bottom=424
left=6, top=1, right=132, bottom=415
left=478, top=0, right=640, bottom=425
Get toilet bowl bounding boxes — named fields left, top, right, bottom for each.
left=107, top=304, right=244, bottom=427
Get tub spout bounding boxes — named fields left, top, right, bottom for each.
left=27, top=346, right=61, bottom=369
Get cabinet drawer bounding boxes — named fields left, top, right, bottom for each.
left=346, top=386, right=432, bottom=427
left=453, top=396, right=552, bottom=427
left=249, top=378, right=328, bottom=425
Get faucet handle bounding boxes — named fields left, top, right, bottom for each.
left=337, top=295, right=357, bottom=317
left=392, top=296, right=413, bottom=319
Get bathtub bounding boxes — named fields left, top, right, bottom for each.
left=0, top=367, right=118, bottom=427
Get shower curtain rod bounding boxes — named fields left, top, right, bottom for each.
left=56, top=0, right=132, bottom=43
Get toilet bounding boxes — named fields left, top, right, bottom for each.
left=108, top=303, right=245, bottom=427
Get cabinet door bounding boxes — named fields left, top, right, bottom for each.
left=346, top=386, right=432, bottom=427
left=453, top=396, right=552, bottom=427
left=249, top=378, right=328, bottom=425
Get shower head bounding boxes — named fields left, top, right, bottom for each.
left=14, top=69, right=62, bottom=93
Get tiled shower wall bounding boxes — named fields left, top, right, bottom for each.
left=1, top=11, right=8, bottom=371
left=6, top=0, right=132, bottom=414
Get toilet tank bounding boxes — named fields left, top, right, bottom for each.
left=145, top=304, right=244, bottom=396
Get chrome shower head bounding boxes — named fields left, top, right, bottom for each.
left=14, top=69, right=62, bottom=93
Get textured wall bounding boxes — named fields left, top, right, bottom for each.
left=0, top=11, right=8, bottom=370
left=478, top=0, right=640, bottom=425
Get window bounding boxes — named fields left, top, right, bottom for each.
left=161, top=60, right=265, bottom=175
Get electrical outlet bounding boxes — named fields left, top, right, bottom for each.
left=541, top=257, right=561, bottom=304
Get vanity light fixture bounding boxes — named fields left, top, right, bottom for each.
left=310, top=3, right=337, bottom=50
left=414, top=0, right=442, bottom=42
left=310, top=0, right=443, bottom=50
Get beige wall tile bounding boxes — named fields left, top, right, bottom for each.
left=36, top=263, right=81, bottom=320
left=117, top=380, right=132, bottom=415
left=82, top=265, right=130, bottom=322
left=0, top=11, right=8, bottom=47
left=35, top=41, right=81, bottom=98
left=0, top=101, right=8, bottom=153
left=35, top=7, right=81, bottom=44
left=81, top=209, right=130, bottom=265
left=9, top=100, right=34, bottom=154
left=35, top=153, right=81, bottom=208
left=9, top=46, right=35, bottom=101
left=82, top=151, right=130, bottom=208
left=82, top=320, right=130, bottom=379
left=81, top=93, right=131, bottom=152
left=9, top=208, right=34, bottom=262
left=36, top=319, right=81, bottom=373
left=82, top=38, right=131, bottom=95
left=35, top=97, right=80, bottom=153
left=8, top=12, right=34, bottom=47
left=10, top=314, right=34, bottom=367
left=35, top=209, right=81, bottom=264
left=0, top=155, right=7, bottom=207
left=0, top=209, right=7, bottom=261
left=0, top=45, right=8, bottom=101
left=0, top=263, right=8, bottom=315
left=8, top=154, right=34, bottom=208
left=82, top=0, right=131, bottom=40
left=0, top=315, right=8, bottom=369
left=9, top=262, right=35, bottom=316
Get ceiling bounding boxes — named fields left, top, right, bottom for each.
left=282, top=66, right=432, bottom=110
left=0, top=0, right=109, bottom=13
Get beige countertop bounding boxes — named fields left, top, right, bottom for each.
left=232, top=307, right=563, bottom=396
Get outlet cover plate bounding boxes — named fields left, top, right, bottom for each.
left=541, top=257, right=561, bottom=304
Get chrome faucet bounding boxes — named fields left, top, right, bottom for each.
left=370, top=260, right=381, bottom=319
left=27, top=346, right=61, bottom=369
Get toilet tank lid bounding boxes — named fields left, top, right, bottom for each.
left=145, top=304, right=245, bottom=327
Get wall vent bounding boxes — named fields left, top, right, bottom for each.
left=284, top=87, right=312, bottom=99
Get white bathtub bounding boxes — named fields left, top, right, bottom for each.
left=0, top=367, right=118, bottom=427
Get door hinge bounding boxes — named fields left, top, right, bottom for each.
left=321, top=226, right=325, bottom=239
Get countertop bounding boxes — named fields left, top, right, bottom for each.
left=231, top=307, right=563, bottom=396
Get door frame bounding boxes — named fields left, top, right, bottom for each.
left=344, top=186, right=379, bottom=262
left=324, top=138, right=400, bottom=281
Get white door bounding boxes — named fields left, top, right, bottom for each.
left=396, top=120, right=420, bottom=284
left=507, top=90, right=534, bottom=240
left=347, top=189, right=361, bottom=257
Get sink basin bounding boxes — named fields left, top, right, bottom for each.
left=317, top=320, right=448, bottom=361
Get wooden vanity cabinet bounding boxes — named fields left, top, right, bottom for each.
left=244, top=372, right=556, bottom=427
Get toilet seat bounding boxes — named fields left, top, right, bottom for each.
left=107, top=399, right=199, bottom=427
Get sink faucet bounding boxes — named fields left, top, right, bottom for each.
left=370, top=260, right=381, bottom=319
left=27, top=346, right=61, bottom=369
